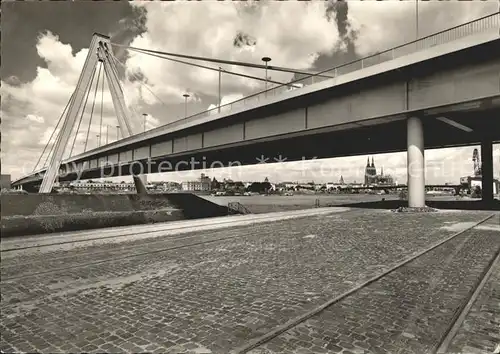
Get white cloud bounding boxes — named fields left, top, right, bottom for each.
left=26, top=114, right=44, bottom=124
left=122, top=2, right=341, bottom=104
left=207, top=93, right=245, bottom=114
left=36, top=31, right=87, bottom=85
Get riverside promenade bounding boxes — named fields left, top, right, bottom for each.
left=1, top=208, right=499, bottom=354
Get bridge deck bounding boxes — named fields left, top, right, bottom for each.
left=62, top=22, right=500, bottom=165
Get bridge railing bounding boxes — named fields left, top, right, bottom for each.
left=141, top=12, right=498, bottom=135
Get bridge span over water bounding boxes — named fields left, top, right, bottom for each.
left=12, top=13, right=500, bottom=207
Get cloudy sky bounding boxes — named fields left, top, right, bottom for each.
left=1, top=1, right=499, bottom=184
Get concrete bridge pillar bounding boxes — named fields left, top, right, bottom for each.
left=407, top=117, right=425, bottom=208
left=480, top=138, right=494, bottom=204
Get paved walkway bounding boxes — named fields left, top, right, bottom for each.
left=247, top=214, right=500, bottom=354
left=0, top=209, right=498, bottom=353
left=446, top=214, right=500, bottom=354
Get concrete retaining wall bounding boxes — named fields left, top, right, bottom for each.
left=1, top=193, right=230, bottom=237
left=2, top=209, right=184, bottom=238
left=1, top=194, right=177, bottom=217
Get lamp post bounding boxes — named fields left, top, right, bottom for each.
left=416, top=0, right=419, bottom=39
left=183, top=93, right=190, bottom=118
left=116, top=125, right=120, bottom=140
left=96, top=134, right=100, bottom=148
left=262, top=57, right=271, bottom=97
left=106, top=125, right=109, bottom=145
left=142, top=113, right=147, bottom=133
left=218, top=67, right=222, bottom=113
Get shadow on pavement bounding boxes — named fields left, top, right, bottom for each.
left=337, top=198, right=500, bottom=211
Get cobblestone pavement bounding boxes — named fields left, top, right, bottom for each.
left=249, top=213, right=500, bottom=354
left=0, top=209, right=495, bottom=353
left=446, top=214, right=500, bottom=354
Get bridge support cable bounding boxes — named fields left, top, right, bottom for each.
left=122, top=48, right=291, bottom=87
left=114, top=45, right=350, bottom=106
left=41, top=91, right=79, bottom=169
left=109, top=53, right=169, bottom=110
left=42, top=91, right=75, bottom=167
left=110, top=42, right=335, bottom=79
left=70, top=65, right=98, bottom=157
left=112, top=51, right=273, bottom=124
left=42, top=90, right=77, bottom=167
left=110, top=49, right=292, bottom=121
left=84, top=62, right=103, bottom=152
left=32, top=92, right=75, bottom=172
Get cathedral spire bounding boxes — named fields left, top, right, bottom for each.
left=366, top=157, right=370, bottom=167
left=371, top=157, right=375, bottom=168
left=381, top=166, right=384, bottom=176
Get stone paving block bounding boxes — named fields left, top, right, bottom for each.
left=252, top=226, right=500, bottom=353
left=0, top=210, right=494, bottom=353
left=447, top=253, right=500, bottom=354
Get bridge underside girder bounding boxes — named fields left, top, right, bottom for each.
left=18, top=107, right=499, bottom=192
left=16, top=33, right=500, bottom=193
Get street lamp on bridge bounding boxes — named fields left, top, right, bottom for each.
left=183, top=93, right=190, bottom=118
left=106, top=125, right=109, bottom=145
left=116, top=125, right=120, bottom=141
left=96, top=134, right=100, bottom=148
left=142, top=113, right=148, bottom=133
left=262, top=56, right=271, bottom=97
left=218, top=67, right=222, bottom=114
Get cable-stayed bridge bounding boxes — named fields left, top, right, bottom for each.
left=11, top=12, right=500, bottom=208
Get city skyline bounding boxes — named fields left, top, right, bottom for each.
left=53, top=148, right=498, bottom=186
left=1, top=1, right=499, bottom=184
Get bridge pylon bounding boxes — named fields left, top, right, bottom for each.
left=39, top=33, right=146, bottom=194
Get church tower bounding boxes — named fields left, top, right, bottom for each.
left=364, top=158, right=370, bottom=185
left=365, top=156, right=377, bottom=185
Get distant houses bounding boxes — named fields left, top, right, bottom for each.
left=54, top=180, right=181, bottom=193
left=50, top=157, right=402, bottom=195
left=180, top=173, right=211, bottom=192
